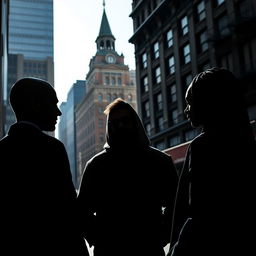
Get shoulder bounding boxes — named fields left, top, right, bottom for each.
left=40, top=132, right=67, bottom=154
left=41, top=132, right=64, bottom=146
left=86, top=149, right=108, bottom=165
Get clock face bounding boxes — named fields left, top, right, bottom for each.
left=106, top=54, right=116, bottom=63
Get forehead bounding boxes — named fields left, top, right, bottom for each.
left=185, top=84, right=193, bottom=102
left=109, top=108, right=131, bottom=120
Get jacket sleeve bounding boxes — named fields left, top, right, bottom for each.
left=160, top=153, right=179, bottom=247
left=77, top=160, right=97, bottom=247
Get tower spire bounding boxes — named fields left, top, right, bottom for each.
left=103, top=0, right=105, bottom=9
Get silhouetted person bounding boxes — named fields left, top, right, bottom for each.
left=169, top=67, right=256, bottom=256
left=78, top=98, right=178, bottom=256
left=0, top=77, right=89, bottom=256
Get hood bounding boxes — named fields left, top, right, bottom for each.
left=104, top=103, right=150, bottom=151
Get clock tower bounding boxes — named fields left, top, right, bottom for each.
left=75, top=1, right=137, bottom=182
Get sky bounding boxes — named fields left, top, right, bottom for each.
left=53, top=0, right=136, bottom=104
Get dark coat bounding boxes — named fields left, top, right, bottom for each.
left=0, top=122, right=88, bottom=256
left=170, top=131, right=256, bottom=256
left=78, top=103, right=178, bottom=256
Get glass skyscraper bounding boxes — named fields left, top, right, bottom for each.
left=5, top=0, right=54, bottom=135
left=9, top=0, right=53, bottom=59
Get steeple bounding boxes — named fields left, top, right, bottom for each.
left=96, top=1, right=116, bottom=51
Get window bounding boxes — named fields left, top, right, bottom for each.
left=153, top=41, right=160, bottom=59
left=217, top=0, right=225, bottom=6
left=105, top=76, right=110, bottom=85
left=170, top=84, right=177, bottom=102
left=199, top=31, right=208, bottom=52
left=98, top=119, right=104, bottom=128
left=156, top=93, right=163, bottom=111
left=217, top=15, right=230, bottom=36
left=243, top=38, right=256, bottom=72
left=239, top=0, right=254, bottom=18
left=167, top=29, right=173, bottom=48
left=183, top=44, right=191, bottom=64
left=99, top=133, right=105, bottom=143
left=143, top=76, right=149, bottom=93
left=197, top=1, right=206, bottom=22
left=112, top=77, right=116, bottom=85
left=143, top=101, right=150, bottom=118
left=155, top=66, right=161, bottom=83
left=157, top=116, right=164, bottom=131
left=145, top=123, right=151, bottom=136
left=98, top=106, right=104, bottom=114
left=181, top=16, right=189, bottom=35
left=155, top=140, right=165, bottom=150
left=98, top=93, right=103, bottom=102
left=142, top=52, right=147, bottom=68
left=171, top=109, right=178, bottom=125
left=184, top=74, right=193, bottom=88
left=118, top=77, right=122, bottom=86
left=185, top=129, right=198, bottom=141
left=168, top=56, right=175, bottom=74
left=107, top=93, right=111, bottom=102
left=169, top=135, right=181, bottom=147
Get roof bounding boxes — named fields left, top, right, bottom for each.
left=98, top=9, right=113, bottom=37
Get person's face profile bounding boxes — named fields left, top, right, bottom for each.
left=184, top=84, right=204, bottom=128
left=36, top=89, right=62, bottom=131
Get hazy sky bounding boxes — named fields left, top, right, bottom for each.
left=53, top=0, right=136, bottom=104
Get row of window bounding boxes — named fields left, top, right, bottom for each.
left=154, top=128, right=199, bottom=150
left=142, top=31, right=208, bottom=72
left=139, top=0, right=231, bottom=70
left=98, top=93, right=133, bottom=103
left=135, top=0, right=225, bottom=31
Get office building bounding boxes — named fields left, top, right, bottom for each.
left=129, top=0, right=256, bottom=169
left=5, top=0, right=54, bottom=134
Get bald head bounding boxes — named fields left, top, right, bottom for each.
left=10, top=77, right=61, bottom=131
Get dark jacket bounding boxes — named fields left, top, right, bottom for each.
left=78, top=105, right=178, bottom=256
left=170, top=131, right=256, bottom=256
left=0, top=122, right=88, bottom=256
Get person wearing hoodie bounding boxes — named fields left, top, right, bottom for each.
left=78, top=98, right=178, bottom=256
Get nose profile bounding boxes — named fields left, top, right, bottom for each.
left=184, top=105, right=189, bottom=115
left=57, top=107, right=62, bottom=116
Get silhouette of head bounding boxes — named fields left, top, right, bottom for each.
left=104, top=98, right=150, bottom=149
left=184, top=67, right=246, bottom=129
left=10, top=77, right=62, bottom=131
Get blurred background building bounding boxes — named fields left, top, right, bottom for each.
left=58, top=80, right=86, bottom=190
left=129, top=0, right=256, bottom=171
left=0, top=0, right=9, bottom=138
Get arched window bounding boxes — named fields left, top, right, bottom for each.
left=100, top=41, right=104, bottom=49
left=106, top=40, right=111, bottom=49
left=107, top=93, right=111, bottom=102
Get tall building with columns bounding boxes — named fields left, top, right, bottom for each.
left=76, top=3, right=137, bottom=183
